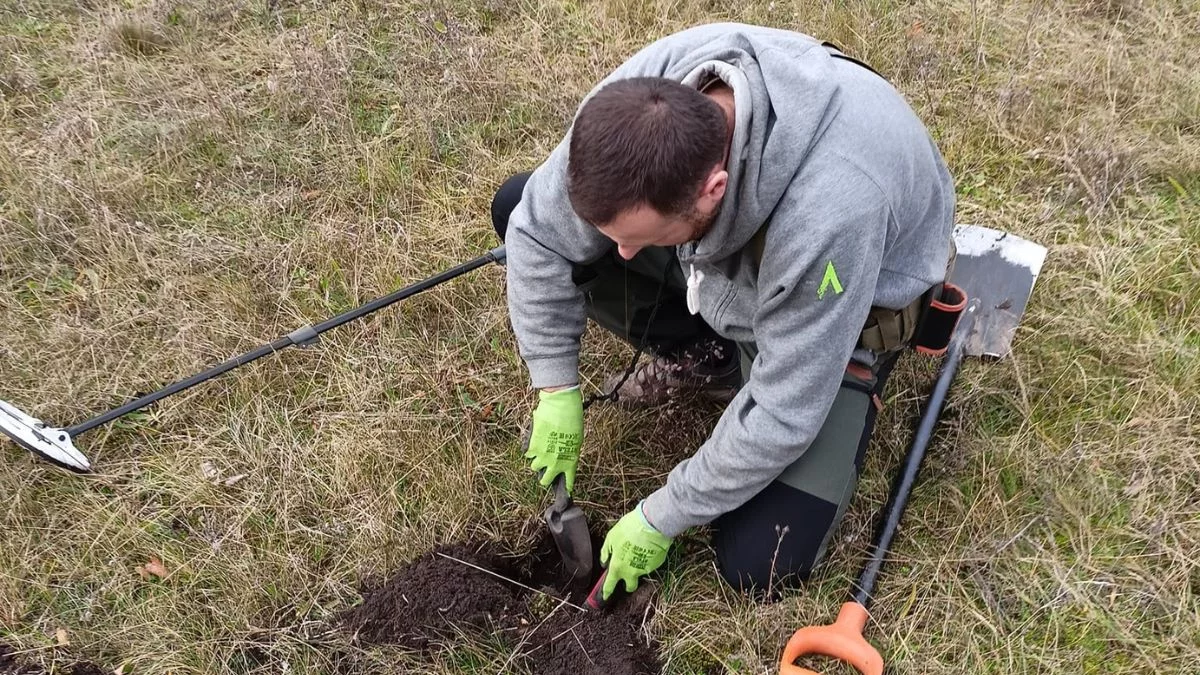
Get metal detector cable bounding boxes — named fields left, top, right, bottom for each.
left=581, top=262, right=672, bottom=411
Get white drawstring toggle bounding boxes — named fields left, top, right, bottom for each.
left=686, top=263, right=704, bottom=315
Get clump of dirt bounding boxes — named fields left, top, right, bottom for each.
left=526, top=593, right=659, bottom=675
left=0, top=645, right=37, bottom=675
left=0, top=644, right=106, bottom=675
left=340, top=542, right=525, bottom=651
left=340, top=535, right=661, bottom=675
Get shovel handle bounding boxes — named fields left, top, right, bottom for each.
left=779, top=602, right=883, bottom=675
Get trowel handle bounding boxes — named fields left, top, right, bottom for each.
left=543, top=472, right=572, bottom=512
left=586, top=571, right=610, bottom=610
left=552, top=473, right=570, bottom=499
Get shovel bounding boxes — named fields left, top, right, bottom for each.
left=779, top=224, right=1048, bottom=675
left=544, top=474, right=595, bottom=583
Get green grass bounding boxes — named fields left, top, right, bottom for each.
left=2, top=0, right=1198, bottom=673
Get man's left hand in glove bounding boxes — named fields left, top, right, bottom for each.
left=599, top=501, right=673, bottom=600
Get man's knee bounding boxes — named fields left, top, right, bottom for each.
left=712, top=481, right=839, bottom=597
left=490, top=171, right=532, bottom=242
left=714, top=539, right=818, bottom=596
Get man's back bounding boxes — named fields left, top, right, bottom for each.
left=603, top=23, right=955, bottom=308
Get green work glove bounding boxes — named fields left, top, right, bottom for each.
left=524, top=386, right=583, bottom=493
left=599, top=501, right=673, bottom=600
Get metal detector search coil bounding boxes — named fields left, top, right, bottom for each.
left=0, top=400, right=90, bottom=473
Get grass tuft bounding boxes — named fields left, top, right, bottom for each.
left=113, top=22, right=173, bottom=56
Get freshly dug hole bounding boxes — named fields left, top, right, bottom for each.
left=340, top=537, right=661, bottom=675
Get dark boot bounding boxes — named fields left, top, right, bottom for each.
left=603, top=338, right=741, bottom=407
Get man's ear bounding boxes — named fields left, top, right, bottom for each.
left=699, top=166, right=728, bottom=209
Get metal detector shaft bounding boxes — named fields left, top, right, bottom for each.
left=67, top=246, right=506, bottom=437
left=850, top=302, right=975, bottom=610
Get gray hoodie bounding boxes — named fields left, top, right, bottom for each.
left=503, top=23, right=956, bottom=537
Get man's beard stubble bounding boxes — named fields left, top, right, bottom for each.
left=683, top=200, right=720, bottom=242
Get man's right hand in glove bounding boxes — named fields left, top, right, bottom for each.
left=523, top=386, right=583, bottom=494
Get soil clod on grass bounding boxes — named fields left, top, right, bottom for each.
left=341, top=542, right=525, bottom=651
left=340, top=536, right=660, bottom=675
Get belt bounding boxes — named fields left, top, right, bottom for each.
left=858, top=238, right=959, bottom=354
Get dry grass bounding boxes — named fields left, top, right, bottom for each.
left=1, top=0, right=1197, bottom=673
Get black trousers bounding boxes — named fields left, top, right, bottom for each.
left=492, top=172, right=901, bottom=596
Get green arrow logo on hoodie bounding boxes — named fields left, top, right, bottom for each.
left=817, top=261, right=844, bottom=300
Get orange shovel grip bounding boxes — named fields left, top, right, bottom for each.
left=779, top=602, right=884, bottom=675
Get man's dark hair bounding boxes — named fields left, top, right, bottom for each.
left=567, top=77, right=726, bottom=226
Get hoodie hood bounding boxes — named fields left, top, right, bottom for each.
left=653, top=32, right=843, bottom=265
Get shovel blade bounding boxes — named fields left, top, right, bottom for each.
left=950, top=225, right=1048, bottom=360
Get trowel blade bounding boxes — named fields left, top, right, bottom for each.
left=543, top=475, right=594, bottom=582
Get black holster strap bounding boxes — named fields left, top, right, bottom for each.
left=913, top=283, right=968, bottom=356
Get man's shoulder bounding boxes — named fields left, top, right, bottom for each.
left=788, top=152, right=892, bottom=211
left=608, top=23, right=823, bottom=78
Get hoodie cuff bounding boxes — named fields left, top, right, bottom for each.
left=642, top=487, right=693, bottom=539
left=526, top=354, right=580, bottom=390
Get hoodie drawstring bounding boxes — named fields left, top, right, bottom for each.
left=686, top=263, right=704, bottom=315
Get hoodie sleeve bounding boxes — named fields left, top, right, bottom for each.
left=505, top=137, right=615, bottom=389
left=642, top=167, right=891, bottom=538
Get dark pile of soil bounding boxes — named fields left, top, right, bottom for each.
left=522, top=593, right=659, bottom=675
left=341, top=542, right=525, bottom=651
left=340, top=535, right=660, bottom=675
left=0, top=644, right=106, bottom=675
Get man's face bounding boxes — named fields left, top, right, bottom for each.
left=595, top=167, right=728, bottom=260
left=597, top=203, right=716, bottom=260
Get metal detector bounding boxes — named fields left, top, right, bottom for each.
left=1, top=246, right=507, bottom=473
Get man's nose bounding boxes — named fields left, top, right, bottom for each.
left=617, top=244, right=641, bottom=260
